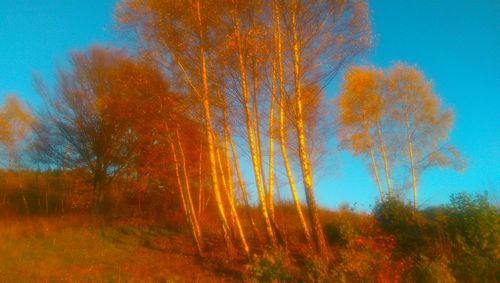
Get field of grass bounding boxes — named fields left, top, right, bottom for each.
left=0, top=216, right=233, bottom=282
left=1, top=195, right=497, bottom=282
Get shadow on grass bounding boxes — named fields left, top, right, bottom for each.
left=98, top=225, right=193, bottom=254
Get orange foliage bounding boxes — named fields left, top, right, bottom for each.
left=337, top=66, right=384, bottom=155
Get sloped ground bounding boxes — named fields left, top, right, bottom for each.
left=0, top=216, right=238, bottom=282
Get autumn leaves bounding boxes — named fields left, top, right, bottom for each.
left=1, top=0, right=464, bottom=262
left=336, top=64, right=464, bottom=209
left=115, top=0, right=372, bottom=257
left=0, top=96, right=33, bottom=169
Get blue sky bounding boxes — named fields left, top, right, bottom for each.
left=1, top=0, right=498, bottom=210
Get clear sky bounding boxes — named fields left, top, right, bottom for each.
left=1, top=0, right=498, bottom=211
left=321, top=0, right=500, bottom=210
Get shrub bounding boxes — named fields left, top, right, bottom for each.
left=301, top=254, right=332, bottom=282
left=373, top=199, right=449, bottom=260
left=447, top=192, right=499, bottom=258
left=325, top=209, right=401, bottom=282
left=249, top=249, right=293, bottom=282
left=401, top=256, right=455, bottom=283
left=447, top=192, right=500, bottom=282
left=324, top=218, right=357, bottom=247
left=450, top=252, right=499, bottom=283
left=374, top=193, right=500, bottom=282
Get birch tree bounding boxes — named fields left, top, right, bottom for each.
left=386, top=63, right=465, bottom=208
left=117, top=0, right=247, bottom=255
left=336, top=66, right=393, bottom=201
left=279, top=0, right=371, bottom=255
left=225, top=0, right=277, bottom=246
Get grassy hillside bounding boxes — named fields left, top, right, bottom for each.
left=0, top=217, right=233, bottom=282
left=1, top=193, right=498, bottom=282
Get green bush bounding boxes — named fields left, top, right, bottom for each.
left=403, top=256, right=455, bottom=283
left=249, top=249, right=293, bottom=282
left=374, top=193, right=500, bottom=282
left=323, top=208, right=363, bottom=247
left=324, top=220, right=357, bottom=247
left=373, top=199, right=448, bottom=259
left=447, top=192, right=499, bottom=257
left=447, top=192, right=500, bottom=282
left=302, top=254, right=332, bottom=282
left=450, top=252, right=499, bottom=283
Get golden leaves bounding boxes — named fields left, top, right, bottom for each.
left=0, top=95, right=33, bottom=144
left=340, top=66, right=384, bottom=125
left=0, top=95, right=34, bottom=167
left=336, top=63, right=463, bottom=196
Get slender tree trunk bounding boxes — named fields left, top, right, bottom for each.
left=198, top=143, right=203, bottom=218
left=251, top=65, right=268, bottom=198
left=166, top=125, right=202, bottom=256
left=175, top=128, right=204, bottom=256
left=291, top=2, right=328, bottom=255
left=262, top=62, right=286, bottom=245
left=406, top=126, right=418, bottom=209
left=231, top=8, right=277, bottom=246
left=169, top=130, right=188, bottom=215
left=273, top=0, right=313, bottom=246
left=214, top=131, right=250, bottom=256
left=213, top=130, right=235, bottom=235
left=223, top=137, right=234, bottom=202
left=21, top=190, right=29, bottom=216
left=228, top=127, right=262, bottom=242
left=221, top=93, right=259, bottom=241
left=195, top=0, right=235, bottom=255
left=61, top=144, right=71, bottom=215
left=91, top=170, right=100, bottom=214
left=268, top=61, right=276, bottom=221
left=369, top=146, right=385, bottom=201
left=377, top=122, right=393, bottom=199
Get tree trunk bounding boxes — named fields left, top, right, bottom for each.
left=167, top=125, right=202, bottom=256
left=369, top=146, right=385, bottom=201
left=267, top=54, right=286, bottom=246
left=268, top=61, right=276, bottom=221
left=251, top=64, right=268, bottom=199
left=92, top=168, right=106, bottom=215
left=291, top=2, right=328, bottom=255
left=407, top=128, right=418, bottom=209
left=196, top=0, right=235, bottom=255
left=228, top=126, right=262, bottom=242
left=377, top=123, right=393, bottom=199
left=22, top=192, right=30, bottom=216
left=213, top=130, right=250, bottom=255
left=175, top=128, right=204, bottom=256
left=197, top=143, right=203, bottom=218
left=231, top=8, right=277, bottom=246
left=273, top=0, right=313, bottom=246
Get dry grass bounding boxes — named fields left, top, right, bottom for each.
left=0, top=216, right=235, bottom=282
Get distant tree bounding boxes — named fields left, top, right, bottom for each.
left=32, top=47, right=141, bottom=213
left=0, top=95, right=33, bottom=169
left=386, top=63, right=465, bottom=208
left=336, top=66, right=393, bottom=201
left=0, top=95, right=34, bottom=214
